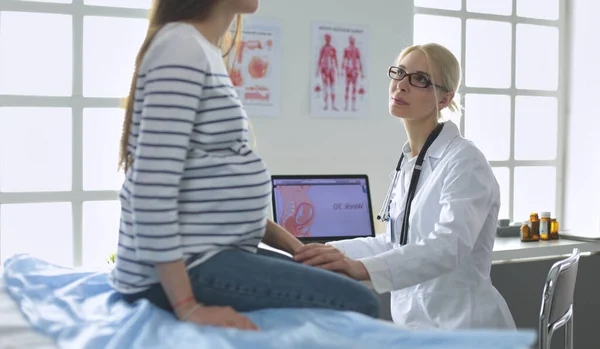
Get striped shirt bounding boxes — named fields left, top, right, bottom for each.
left=109, top=22, right=272, bottom=294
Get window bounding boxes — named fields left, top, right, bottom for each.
left=413, top=0, right=566, bottom=223
left=0, top=0, right=149, bottom=267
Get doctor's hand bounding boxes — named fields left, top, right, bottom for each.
left=293, top=244, right=369, bottom=281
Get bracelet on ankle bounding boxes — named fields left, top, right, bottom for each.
left=180, top=303, right=202, bottom=321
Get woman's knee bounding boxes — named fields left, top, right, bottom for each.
left=343, top=282, right=381, bottom=318
left=358, top=288, right=382, bottom=318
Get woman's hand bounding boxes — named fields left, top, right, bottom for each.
left=294, top=244, right=370, bottom=281
left=176, top=303, right=259, bottom=331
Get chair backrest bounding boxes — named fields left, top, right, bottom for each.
left=539, top=248, right=580, bottom=328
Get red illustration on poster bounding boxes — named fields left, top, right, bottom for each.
left=227, top=18, right=281, bottom=118
left=311, top=22, right=369, bottom=118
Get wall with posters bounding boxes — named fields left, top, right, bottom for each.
left=247, top=0, right=413, bottom=232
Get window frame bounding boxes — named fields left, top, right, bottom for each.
left=0, top=0, right=571, bottom=265
left=413, top=0, right=569, bottom=223
left=0, top=0, right=149, bottom=265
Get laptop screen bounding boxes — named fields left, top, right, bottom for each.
left=271, top=175, right=375, bottom=243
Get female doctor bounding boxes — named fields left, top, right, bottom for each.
left=294, top=43, right=516, bottom=330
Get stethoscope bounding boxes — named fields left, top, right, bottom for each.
left=377, top=122, right=445, bottom=246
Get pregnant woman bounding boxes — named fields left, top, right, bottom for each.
left=109, top=0, right=380, bottom=332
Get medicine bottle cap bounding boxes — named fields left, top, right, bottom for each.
left=540, top=212, right=551, bottom=218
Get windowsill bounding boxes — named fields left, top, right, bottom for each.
left=491, top=235, right=600, bottom=263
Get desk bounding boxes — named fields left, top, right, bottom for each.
left=260, top=236, right=600, bottom=288
left=492, top=237, right=600, bottom=263
left=260, top=236, right=600, bottom=263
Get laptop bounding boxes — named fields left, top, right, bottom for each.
left=270, top=174, right=376, bottom=244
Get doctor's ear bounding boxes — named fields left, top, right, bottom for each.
left=438, top=90, right=455, bottom=109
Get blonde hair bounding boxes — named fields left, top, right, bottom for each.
left=396, top=43, right=461, bottom=120
left=118, top=0, right=243, bottom=173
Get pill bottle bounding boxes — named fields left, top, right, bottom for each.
left=520, top=222, right=532, bottom=242
left=540, top=212, right=551, bottom=241
left=529, top=213, right=540, bottom=241
left=550, top=218, right=559, bottom=240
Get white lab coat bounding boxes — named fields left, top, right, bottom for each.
left=328, top=120, right=516, bottom=330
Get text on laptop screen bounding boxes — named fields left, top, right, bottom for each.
left=272, top=178, right=372, bottom=239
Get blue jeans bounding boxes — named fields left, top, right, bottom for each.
left=122, top=248, right=380, bottom=318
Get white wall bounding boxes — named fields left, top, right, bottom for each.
left=563, top=0, right=600, bottom=234
left=250, top=0, right=414, bottom=233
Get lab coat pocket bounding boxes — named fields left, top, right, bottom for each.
left=418, top=289, right=473, bottom=329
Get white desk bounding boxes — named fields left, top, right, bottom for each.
left=260, top=236, right=600, bottom=292
left=261, top=236, right=600, bottom=263
left=492, top=237, right=600, bottom=263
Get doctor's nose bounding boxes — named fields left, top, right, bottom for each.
left=395, top=78, right=409, bottom=91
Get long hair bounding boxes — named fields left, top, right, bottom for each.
left=118, top=0, right=243, bottom=172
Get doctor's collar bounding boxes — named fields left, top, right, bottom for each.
left=402, top=120, right=460, bottom=160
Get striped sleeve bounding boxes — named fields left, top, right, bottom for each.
left=130, top=37, right=207, bottom=263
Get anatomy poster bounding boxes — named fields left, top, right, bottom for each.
left=311, top=22, right=369, bottom=118
left=228, top=17, right=281, bottom=117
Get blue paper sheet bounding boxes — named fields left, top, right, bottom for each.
left=3, top=254, right=536, bottom=349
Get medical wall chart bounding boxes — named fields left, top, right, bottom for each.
left=310, top=21, right=369, bottom=119
left=228, top=17, right=281, bottom=117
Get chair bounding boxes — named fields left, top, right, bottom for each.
left=538, top=248, right=580, bottom=349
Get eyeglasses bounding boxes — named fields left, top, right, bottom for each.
left=388, top=66, right=448, bottom=91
